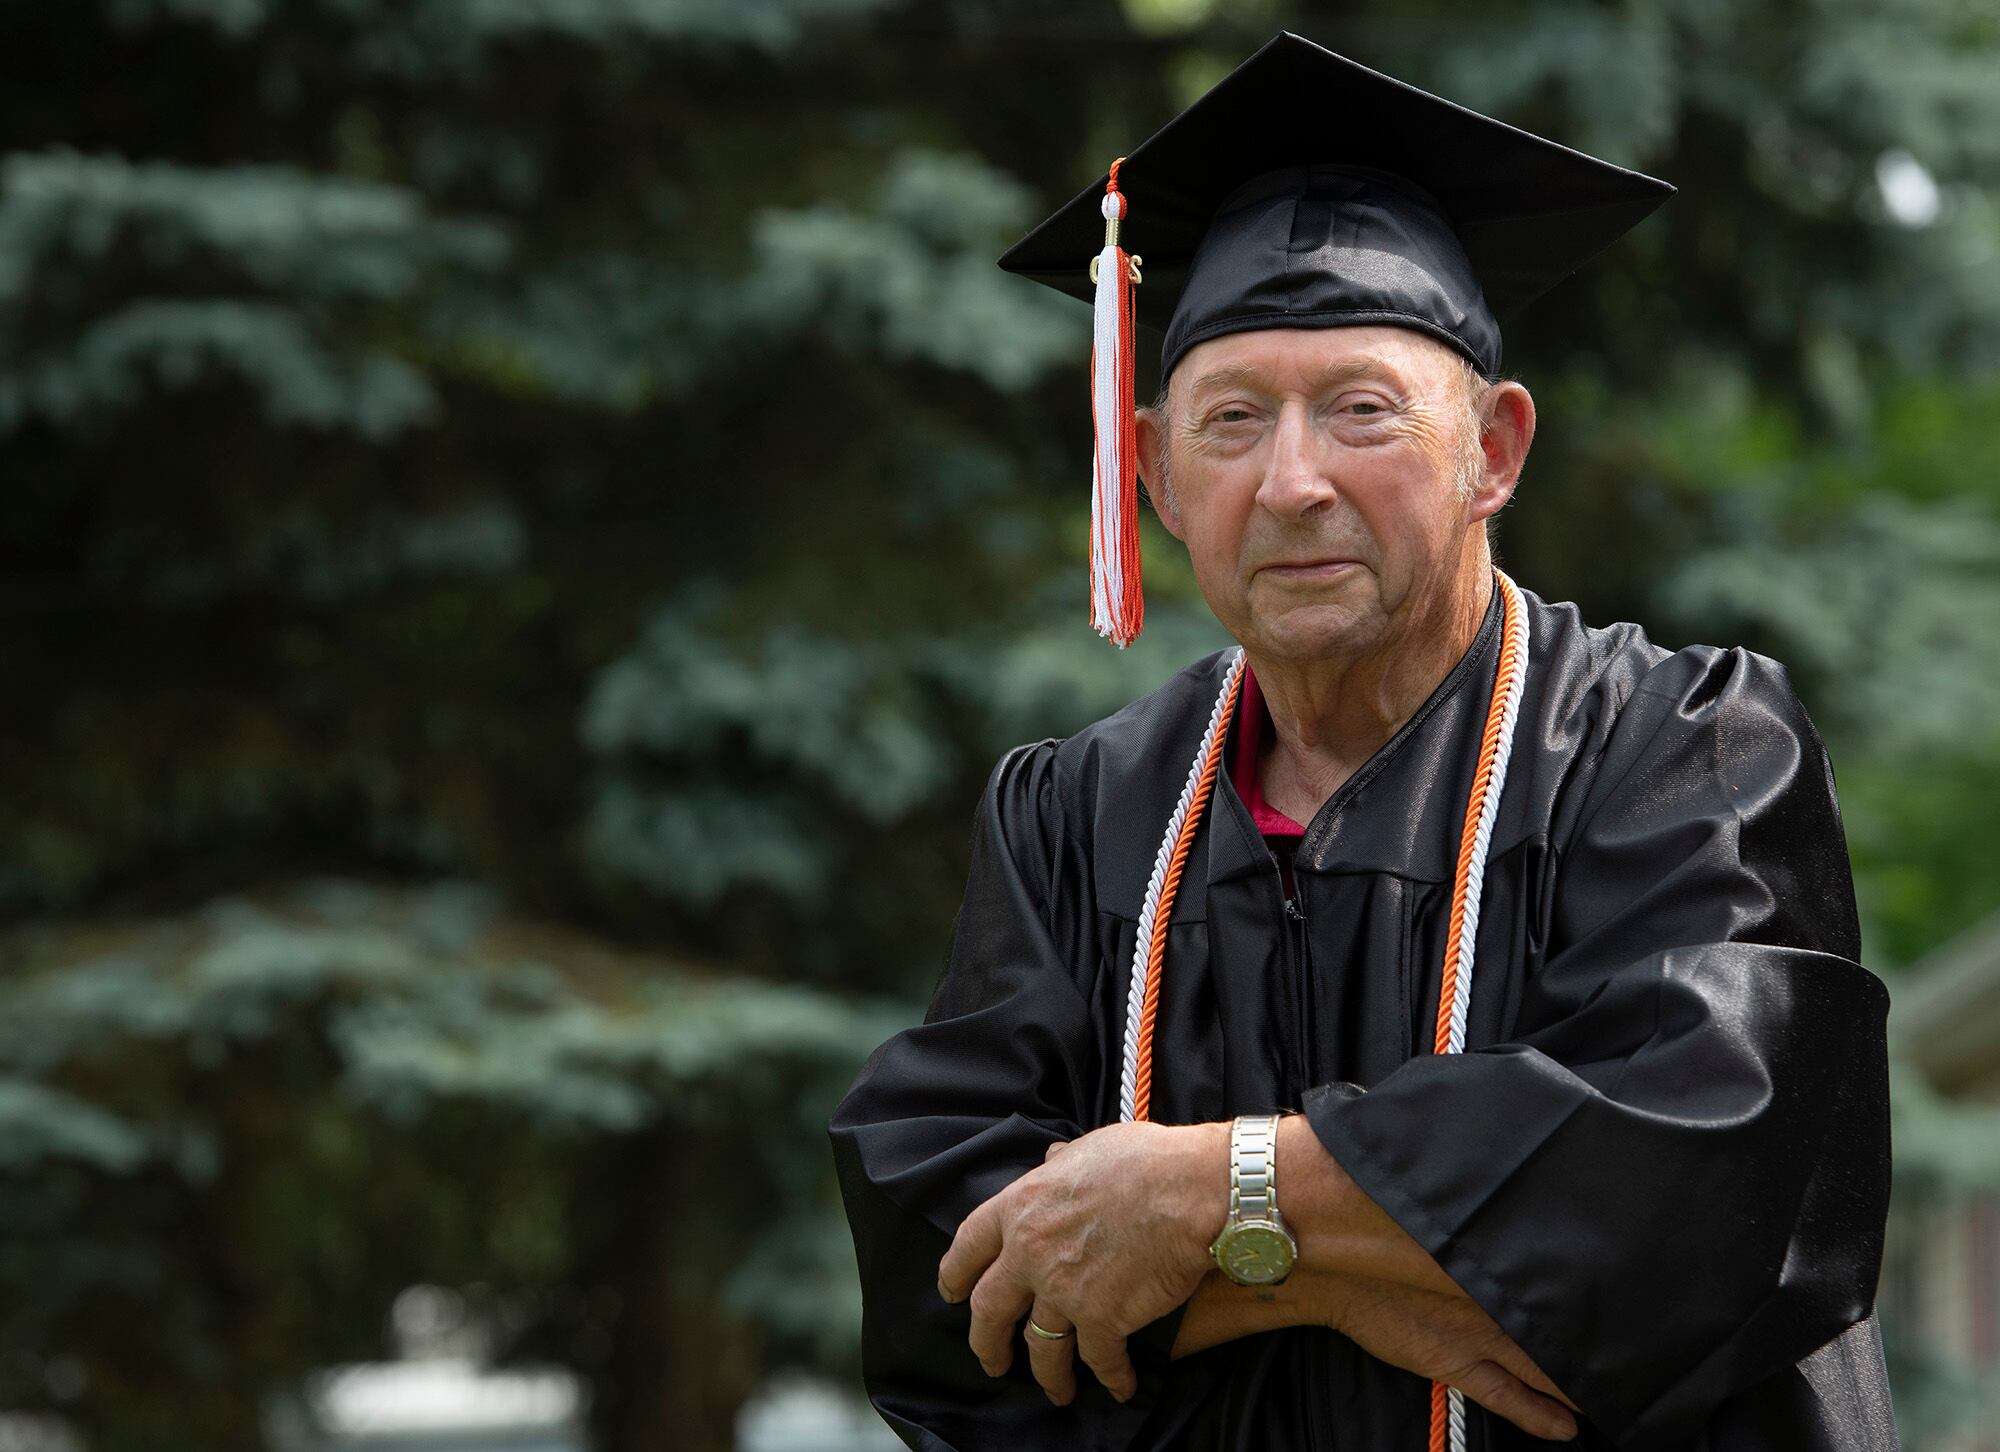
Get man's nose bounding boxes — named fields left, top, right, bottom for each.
left=1254, top=403, right=1337, bottom=521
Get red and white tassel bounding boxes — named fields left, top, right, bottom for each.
left=1089, top=161, right=1144, bottom=647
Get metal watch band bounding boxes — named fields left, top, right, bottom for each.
left=1229, top=1113, right=1281, bottom=1221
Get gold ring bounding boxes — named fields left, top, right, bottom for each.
left=1027, top=1317, right=1074, bottom=1340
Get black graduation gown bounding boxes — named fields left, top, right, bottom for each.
left=828, top=586, right=1898, bottom=1451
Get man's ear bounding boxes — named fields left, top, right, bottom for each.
left=1468, top=381, right=1535, bottom=526
left=1135, top=406, right=1185, bottom=541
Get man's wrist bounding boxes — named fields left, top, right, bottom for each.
left=1273, top=1109, right=1350, bottom=1272
left=1181, top=1121, right=1232, bottom=1273
left=1300, top=1267, right=1355, bottom=1334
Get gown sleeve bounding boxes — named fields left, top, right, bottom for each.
left=828, top=741, right=1190, bottom=1452
left=1301, top=646, right=1893, bottom=1449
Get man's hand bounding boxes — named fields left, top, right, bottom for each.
left=935, top=1121, right=1228, bottom=1405
left=1328, top=1274, right=1580, bottom=1441
left=1169, top=1269, right=1578, bottom=1441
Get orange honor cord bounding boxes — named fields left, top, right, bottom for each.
left=1088, top=159, right=1145, bottom=647
left=1129, top=672, right=1240, bottom=1123
left=1433, top=572, right=1527, bottom=1054
left=1426, top=571, right=1530, bottom=1452
left=1119, top=650, right=1245, bottom=1123
left=1430, top=1381, right=1453, bottom=1452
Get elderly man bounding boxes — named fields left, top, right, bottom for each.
left=829, top=34, right=1895, bottom=1452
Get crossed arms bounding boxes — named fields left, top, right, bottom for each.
left=934, top=1113, right=1582, bottom=1441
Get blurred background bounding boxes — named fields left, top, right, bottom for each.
left=1, top=1, right=1996, bottom=1449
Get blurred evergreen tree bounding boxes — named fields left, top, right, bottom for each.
left=1, top=0, right=1995, bottom=1447
left=0, top=3, right=1197, bottom=1446
left=0, top=882, right=890, bottom=1451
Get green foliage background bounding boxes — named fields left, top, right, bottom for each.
left=1, top=1, right=1995, bottom=1448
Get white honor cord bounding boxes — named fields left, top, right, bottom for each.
left=1119, top=649, right=1245, bottom=1123
left=1443, top=573, right=1530, bottom=1452
left=1443, top=573, right=1530, bottom=1057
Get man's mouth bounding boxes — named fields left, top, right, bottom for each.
left=1258, top=557, right=1360, bottom=580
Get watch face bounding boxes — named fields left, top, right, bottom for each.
left=1215, top=1221, right=1295, bottom=1285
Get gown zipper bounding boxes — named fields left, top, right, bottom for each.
left=1280, top=880, right=1330, bottom=1452
left=1283, top=888, right=1312, bottom=1089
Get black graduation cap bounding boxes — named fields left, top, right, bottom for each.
left=998, top=30, right=1675, bottom=383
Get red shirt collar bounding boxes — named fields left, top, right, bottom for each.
left=1229, top=662, right=1306, bottom=840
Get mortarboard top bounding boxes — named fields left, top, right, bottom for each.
left=998, top=30, right=1675, bottom=382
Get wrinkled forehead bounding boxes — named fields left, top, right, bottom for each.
left=1165, top=322, right=1477, bottom=411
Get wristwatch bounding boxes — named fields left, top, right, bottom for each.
left=1209, top=1113, right=1298, bottom=1286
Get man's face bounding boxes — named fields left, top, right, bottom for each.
left=1141, top=325, right=1499, bottom=665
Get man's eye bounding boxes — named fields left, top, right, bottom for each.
left=1214, top=408, right=1253, bottom=424
left=1346, top=401, right=1384, bottom=417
